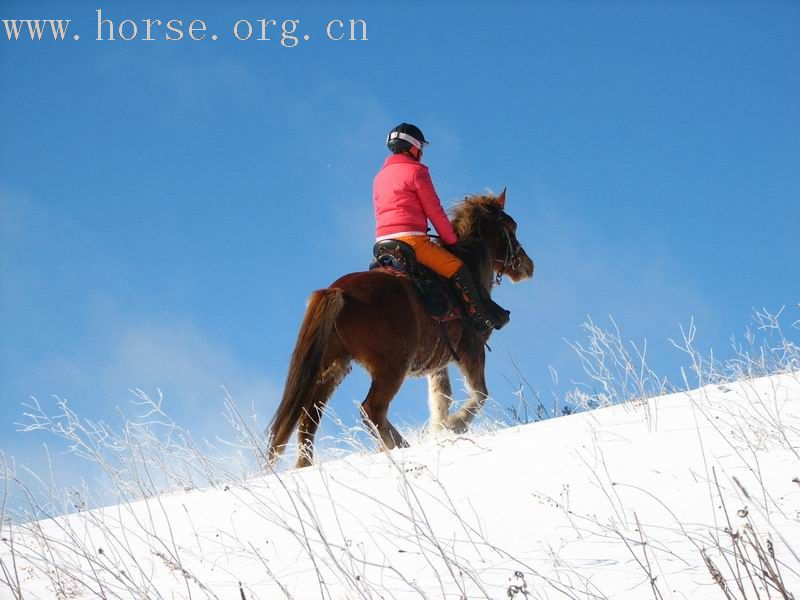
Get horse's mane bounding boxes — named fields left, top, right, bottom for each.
left=450, top=193, right=505, bottom=242
left=448, top=193, right=505, bottom=290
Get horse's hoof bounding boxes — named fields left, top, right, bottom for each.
left=295, top=456, right=313, bottom=469
left=444, top=416, right=469, bottom=434
left=386, top=421, right=410, bottom=448
left=428, top=422, right=446, bottom=434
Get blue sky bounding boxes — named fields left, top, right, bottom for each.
left=2, top=1, right=798, bottom=484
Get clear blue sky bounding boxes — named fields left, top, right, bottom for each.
left=2, top=1, right=798, bottom=481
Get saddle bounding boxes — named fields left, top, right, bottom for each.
left=369, top=240, right=462, bottom=321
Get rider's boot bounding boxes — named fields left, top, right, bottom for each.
left=450, top=266, right=510, bottom=333
left=486, top=298, right=511, bottom=330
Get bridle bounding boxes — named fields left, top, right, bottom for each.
left=493, top=213, right=523, bottom=286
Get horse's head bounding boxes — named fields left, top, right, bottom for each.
left=452, top=189, right=535, bottom=284
left=489, top=189, right=535, bottom=283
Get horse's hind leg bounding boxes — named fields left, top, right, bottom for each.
left=427, top=367, right=453, bottom=431
left=361, top=371, right=409, bottom=450
left=444, top=350, right=488, bottom=434
left=296, top=357, right=351, bottom=469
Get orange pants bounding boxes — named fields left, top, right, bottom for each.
left=394, top=235, right=463, bottom=278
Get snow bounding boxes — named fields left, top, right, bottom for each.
left=3, top=372, right=799, bottom=599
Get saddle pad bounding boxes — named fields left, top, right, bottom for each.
left=369, top=258, right=461, bottom=321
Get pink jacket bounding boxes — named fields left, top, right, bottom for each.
left=373, top=154, right=458, bottom=245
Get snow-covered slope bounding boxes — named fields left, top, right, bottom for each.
left=3, top=372, right=799, bottom=599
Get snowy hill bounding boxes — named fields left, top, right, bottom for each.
left=2, top=372, right=799, bottom=599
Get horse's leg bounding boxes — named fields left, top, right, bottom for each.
left=295, top=358, right=351, bottom=469
left=361, top=371, right=408, bottom=450
left=427, top=367, right=453, bottom=431
left=444, top=349, right=488, bottom=433
left=293, top=380, right=334, bottom=469
left=295, top=407, right=322, bottom=469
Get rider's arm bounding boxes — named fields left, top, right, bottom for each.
left=413, top=167, right=458, bottom=245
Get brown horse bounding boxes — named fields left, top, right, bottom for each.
left=267, top=190, right=534, bottom=468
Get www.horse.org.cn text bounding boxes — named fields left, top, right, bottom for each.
left=2, top=9, right=369, bottom=47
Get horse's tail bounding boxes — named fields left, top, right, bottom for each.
left=267, top=288, right=345, bottom=464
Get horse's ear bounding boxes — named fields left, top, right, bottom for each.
left=497, top=187, right=506, bottom=208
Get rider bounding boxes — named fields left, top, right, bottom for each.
left=373, top=123, right=509, bottom=333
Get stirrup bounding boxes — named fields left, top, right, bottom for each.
left=474, top=316, right=494, bottom=334
left=462, top=302, right=497, bottom=334
left=491, top=307, right=510, bottom=330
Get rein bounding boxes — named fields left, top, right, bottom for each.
left=493, top=215, right=523, bottom=285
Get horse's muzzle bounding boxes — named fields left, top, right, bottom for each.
left=506, top=247, right=534, bottom=282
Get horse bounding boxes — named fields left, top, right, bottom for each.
left=267, top=189, right=534, bottom=468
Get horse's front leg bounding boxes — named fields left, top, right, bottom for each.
left=444, top=349, right=488, bottom=434
left=427, top=367, right=453, bottom=431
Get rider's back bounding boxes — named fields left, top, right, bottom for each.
left=373, top=153, right=457, bottom=245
